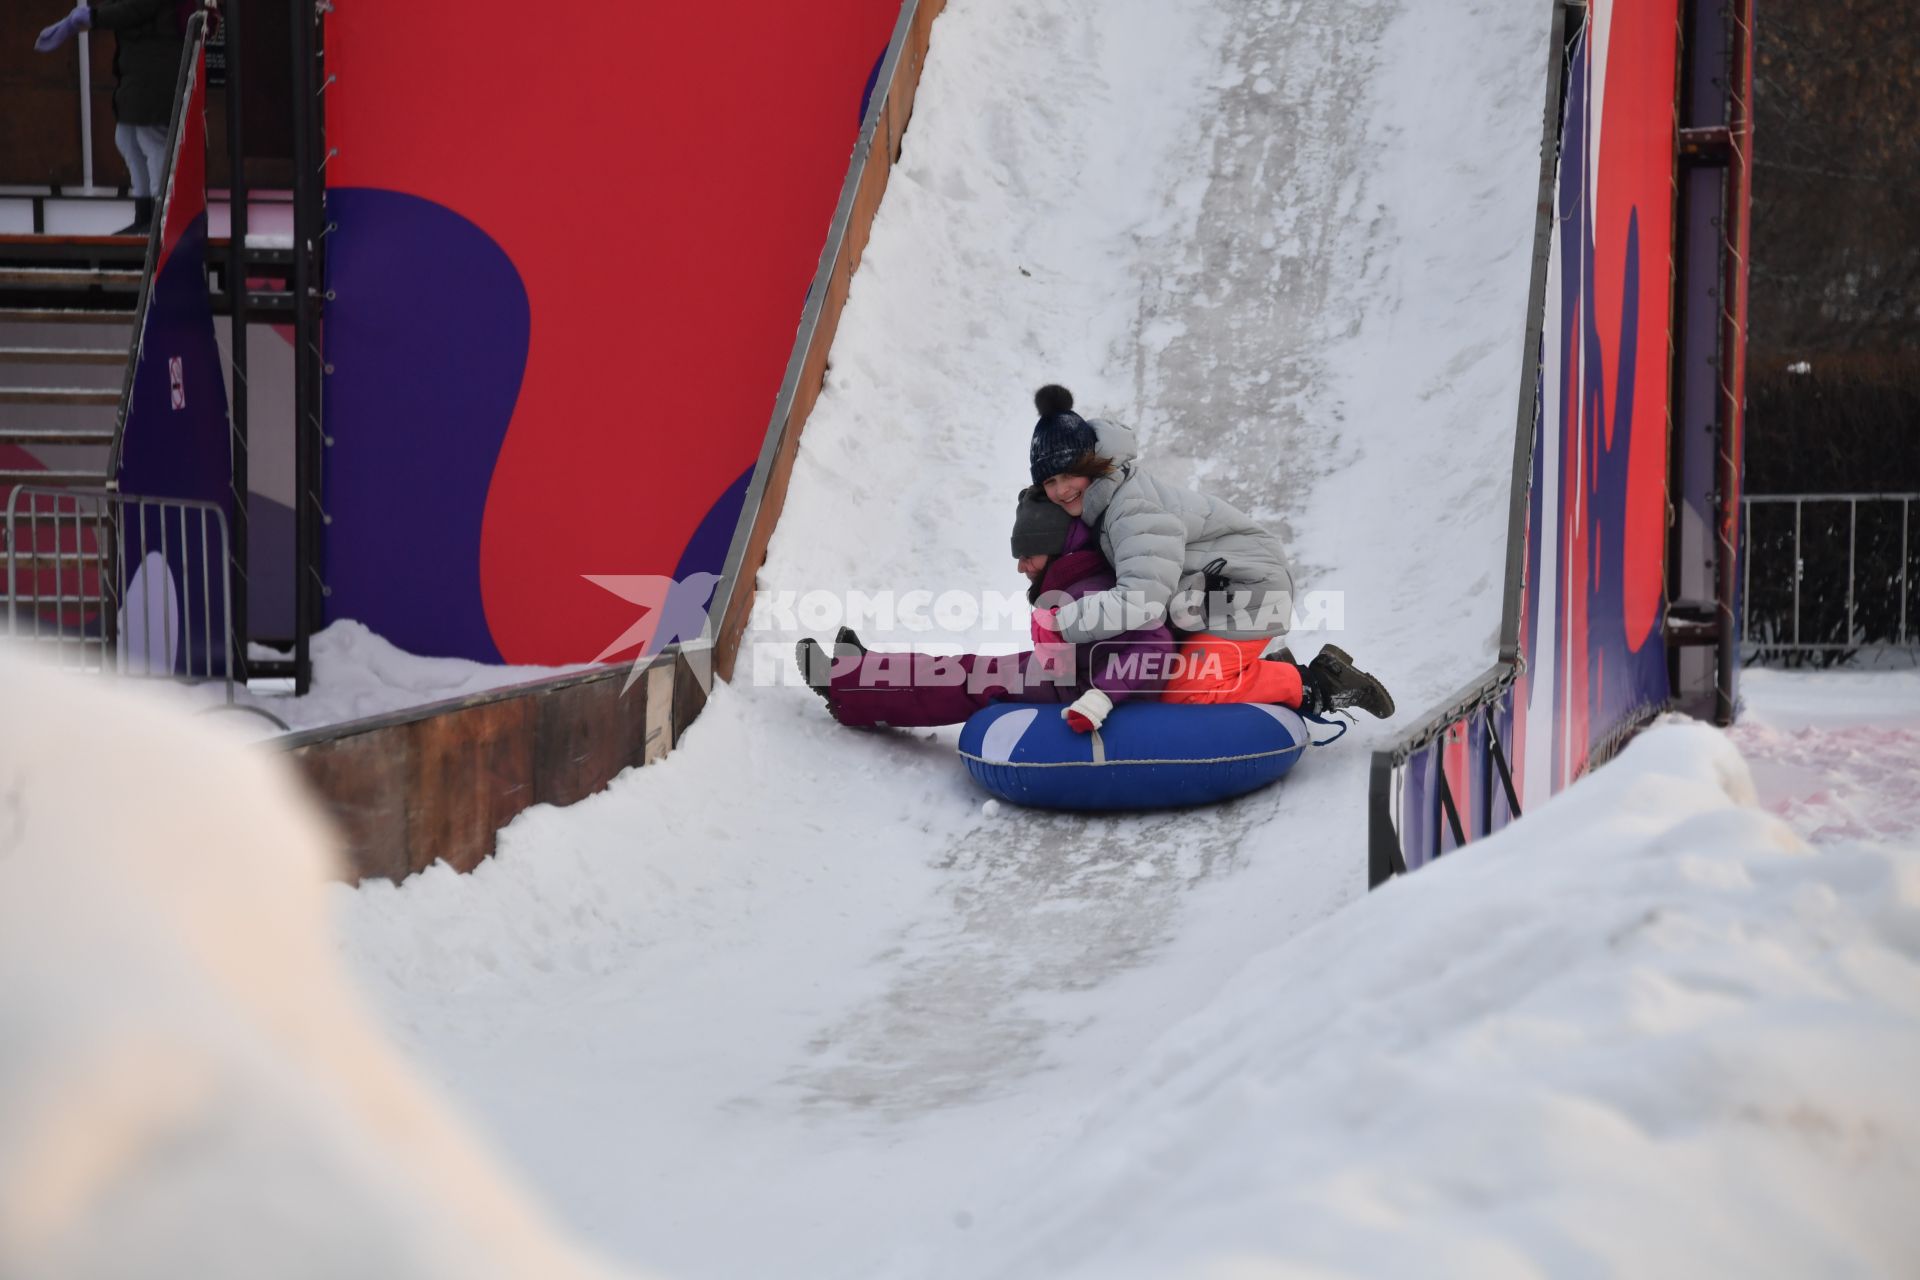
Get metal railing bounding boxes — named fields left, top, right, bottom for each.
left=4, top=485, right=234, bottom=700
left=1741, top=492, right=1916, bottom=659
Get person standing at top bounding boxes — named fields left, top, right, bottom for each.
left=35, top=0, right=187, bottom=235
left=1025, top=383, right=1395, bottom=724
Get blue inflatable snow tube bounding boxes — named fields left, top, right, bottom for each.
left=958, top=700, right=1310, bottom=811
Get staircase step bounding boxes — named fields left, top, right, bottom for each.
left=0, top=387, right=121, bottom=406
left=0, top=347, right=127, bottom=366
left=0, top=307, right=135, bottom=326
left=0, top=426, right=116, bottom=445
left=0, top=267, right=143, bottom=289
left=3, top=551, right=111, bottom=572
left=0, top=592, right=101, bottom=606
left=0, top=469, right=106, bottom=487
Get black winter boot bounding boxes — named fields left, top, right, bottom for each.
left=115, top=197, right=154, bottom=236
left=1301, top=644, right=1395, bottom=719
left=834, top=626, right=867, bottom=659
left=795, top=638, right=834, bottom=708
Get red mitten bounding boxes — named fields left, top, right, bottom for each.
left=1062, top=688, right=1113, bottom=735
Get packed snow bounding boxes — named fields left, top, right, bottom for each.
left=0, top=655, right=630, bottom=1280
left=1731, top=667, right=1920, bottom=851
left=202, top=620, right=596, bottom=735
left=6, top=0, right=1916, bottom=1277
left=8, top=653, right=1916, bottom=1277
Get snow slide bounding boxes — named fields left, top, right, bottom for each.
left=335, top=0, right=1567, bottom=1273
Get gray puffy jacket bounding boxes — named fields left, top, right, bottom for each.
left=1050, top=419, right=1295, bottom=643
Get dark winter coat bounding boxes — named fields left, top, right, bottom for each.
left=825, top=521, right=1176, bottom=729
left=89, top=0, right=184, bottom=127
left=1028, top=519, right=1175, bottom=702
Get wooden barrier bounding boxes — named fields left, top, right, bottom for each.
left=282, top=1, right=941, bottom=883
left=282, top=653, right=701, bottom=883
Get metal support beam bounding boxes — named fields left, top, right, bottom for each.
left=224, top=0, right=251, bottom=683
left=288, top=0, right=321, bottom=695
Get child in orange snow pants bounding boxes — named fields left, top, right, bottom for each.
left=1158, top=635, right=1305, bottom=707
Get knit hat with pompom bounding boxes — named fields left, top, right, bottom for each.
left=1027, top=384, right=1098, bottom=485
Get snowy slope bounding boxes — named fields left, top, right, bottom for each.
left=323, top=0, right=1588, bottom=1275
left=915, top=718, right=1920, bottom=1279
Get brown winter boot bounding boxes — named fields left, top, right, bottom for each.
left=1301, top=644, right=1395, bottom=719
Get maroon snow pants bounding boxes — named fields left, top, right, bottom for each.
left=826, top=649, right=1077, bottom=728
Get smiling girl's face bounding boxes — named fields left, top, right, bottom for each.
left=1043, top=473, right=1092, bottom=517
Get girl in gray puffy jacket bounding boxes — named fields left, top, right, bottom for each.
left=1026, top=384, right=1393, bottom=728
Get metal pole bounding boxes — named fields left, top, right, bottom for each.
left=1741, top=496, right=1751, bottom=645
left=1846, top=499, right=1857, bottom=646
left=224, top=0, right=251, bottom=685
left=1713, top=0, right=1754, bottom=724
left=78, top=33, right=95, bottom=190
left=200, top=508, right=213, bottom=679
left=1367, top=753, right=1403, bottom=890
left=137, top=501, right=150, bottom=675
left=1437, top=766, right=1468, bottom=853
left=116, top=503, right=128, bottom=672
left=289, top=0, right=316, bottom=695
left=217, top=509, right=234, bottom=700
left=31, top=500, right=43, bottom=646
left=1792, top=499, right=1801, bottom=648
left=160, top=502, right=175, bottom=673
left=95, top=498, right=112, bottom=662
left=52, top=497, right=67, bottom=667
left=1486, top=717, right=1522, bottom=822
left=4, top=494, right=15, bottom=643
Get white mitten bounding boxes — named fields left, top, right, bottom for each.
left=1062, top=687, right=1113, bottom=734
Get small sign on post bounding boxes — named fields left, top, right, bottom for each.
left=169, top=356, right=186, bottom=410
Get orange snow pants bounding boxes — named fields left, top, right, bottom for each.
left=1159, top=634, right=1303, bottom=708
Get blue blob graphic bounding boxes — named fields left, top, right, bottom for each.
left=671, top=465, right=755, bottom=586
left=320, top=188, right=529, bottom=663
left=859, top=47, right=886, bottom=124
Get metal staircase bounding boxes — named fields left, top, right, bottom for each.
left=0, top=248, right=143, bottom=494
left=0, top=251, right=136, bottom=667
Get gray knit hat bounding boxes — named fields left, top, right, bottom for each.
left=1010, top=484, right=1074, bottom=558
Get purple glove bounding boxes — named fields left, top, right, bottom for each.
left=35, top=4, right=91, bottom=53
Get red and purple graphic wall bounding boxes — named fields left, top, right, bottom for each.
left=1382, top=0, right=1756, bottom=878
left=320, top=2, right=906, bottom=663
left=1511, top=0, right=1678, bottom=803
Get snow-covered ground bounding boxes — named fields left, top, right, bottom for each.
left=9, top=0, right=1917, bottom=1276
left=10, top=654, right=1915, bottom=1277
left=0, top=655, right=631, bottom=1280
left=1732, top=667, right=1920, bottom=851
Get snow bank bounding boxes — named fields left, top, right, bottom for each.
left=0, top=649, right=628, bottom=1280
left=208, top=620, right=597, bottom=735
left=923, top=720, right=1920, bottom=1278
